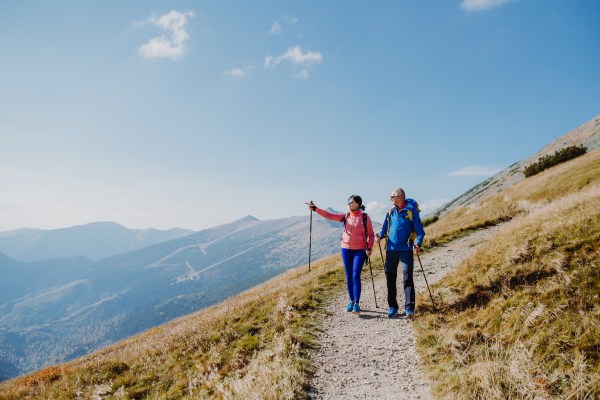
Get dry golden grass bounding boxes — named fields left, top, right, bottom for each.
left=0, top=253, right=347, bottom=400
left=424, top=149, right=600, bottom=247
left=414, top=183, right=600, bottom=399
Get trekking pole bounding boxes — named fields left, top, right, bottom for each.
left=364, top=225, right=378, bottom=308
left=377, top=240, right=385, bottom=270
left=416, top=252, right=435, bottom=309
left=308, top=203, right=313, bottom=272
left=366, top=255, right=378, bottom=308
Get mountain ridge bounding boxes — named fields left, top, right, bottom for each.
left=0, top=222, right=194, bottom=262
left=432, top=114, right=600, bottom=217
left=0, top=211, right=373, bottom=380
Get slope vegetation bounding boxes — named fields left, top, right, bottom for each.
left=425, top=149, right=600, bottom=247
left=414, top=149, right=600, bottom=398
left=0, top=254, right=346, bottom=399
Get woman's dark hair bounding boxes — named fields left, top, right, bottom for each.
left=348, top=195, right=366, bottom=211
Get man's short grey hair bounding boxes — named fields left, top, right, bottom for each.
left=391, top=188, right=405, bottom=198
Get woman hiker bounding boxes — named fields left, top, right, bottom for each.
left=306, top=195, right=375, bottom=314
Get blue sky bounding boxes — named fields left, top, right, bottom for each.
left=1, top=0, right=599, bottom=231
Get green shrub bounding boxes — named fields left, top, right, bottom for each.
left=524, top=145, right=587, bottom=177
left=422, top=215, right=439, bottom=227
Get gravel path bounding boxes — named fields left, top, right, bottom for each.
left=307, top=226, right=502, bottom=400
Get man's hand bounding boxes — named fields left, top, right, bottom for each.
left=414, top=245, right=422, bottom=255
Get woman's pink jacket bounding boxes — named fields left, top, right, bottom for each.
left=315, top=208, right=374, bottom=251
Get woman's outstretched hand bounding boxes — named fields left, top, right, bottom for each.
left=305, top=201, right=316, bottom=211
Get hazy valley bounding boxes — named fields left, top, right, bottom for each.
left=0, top=213, right=374, bottom=381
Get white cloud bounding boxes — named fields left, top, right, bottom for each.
left=284, top=46, right=322, bottom=64
left=223, top=68, right=246, bottom=78
left=418, top=199, right=451, bottom=214
left=138, top=10, right=195, bottom=60
left=448, top=166, right=502, bottom=177
left=365, top=201, right=389, bottom=224
left=460, top=0, right=515, bottom=12
left=269, top=15, right=298, bottom=35
left=270, top=21, right=282, bottom=35
left=265, top=46, right=323, bottom=68
left=365, top=201, right=388, bottom=216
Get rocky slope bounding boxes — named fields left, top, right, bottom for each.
left=432, top=114, right=600, bottom=217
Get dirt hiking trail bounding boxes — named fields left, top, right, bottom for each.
left=307, top=226, right=501, bottom=399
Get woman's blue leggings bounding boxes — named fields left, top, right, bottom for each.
left=340, top=248, right=366, bottom=303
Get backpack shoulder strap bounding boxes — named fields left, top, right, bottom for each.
left=386, top=207, right=395, bottom=238
left=340, top=212, right=349, bottom=224
left=362, top=213, right=368, bottom=234
left=362, top=212, right=369, bottom=249
left=406, top=200, right=420, bottom=242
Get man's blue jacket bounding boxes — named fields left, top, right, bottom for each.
left=379, top=199, right=425, bottom=251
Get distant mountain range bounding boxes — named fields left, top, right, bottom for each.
left=0, top=222, right=194, bottom=262
left=432, top=114, right=600, bottom=217
left=0, top=212, right=379, bottom=381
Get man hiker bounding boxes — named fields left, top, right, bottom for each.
left=375, top=187, right=425, bottom=319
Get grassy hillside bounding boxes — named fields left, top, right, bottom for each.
left=0, top=255, right=347, bottom=400
left=424, top=149, right=600, bottom=247
left=1, top=149, right=598, bottom=400
left=414, top=150, right=600, bottom=398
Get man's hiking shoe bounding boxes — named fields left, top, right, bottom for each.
left=346, top=302, right=354, bottom=312
left=352, top=303, right=361, bottom=314
left=406, top=309, right=414, bottom=320
left=387, top=307, right=398, bottom=318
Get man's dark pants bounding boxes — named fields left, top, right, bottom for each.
left=384, top=250, right=415, bottom=312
